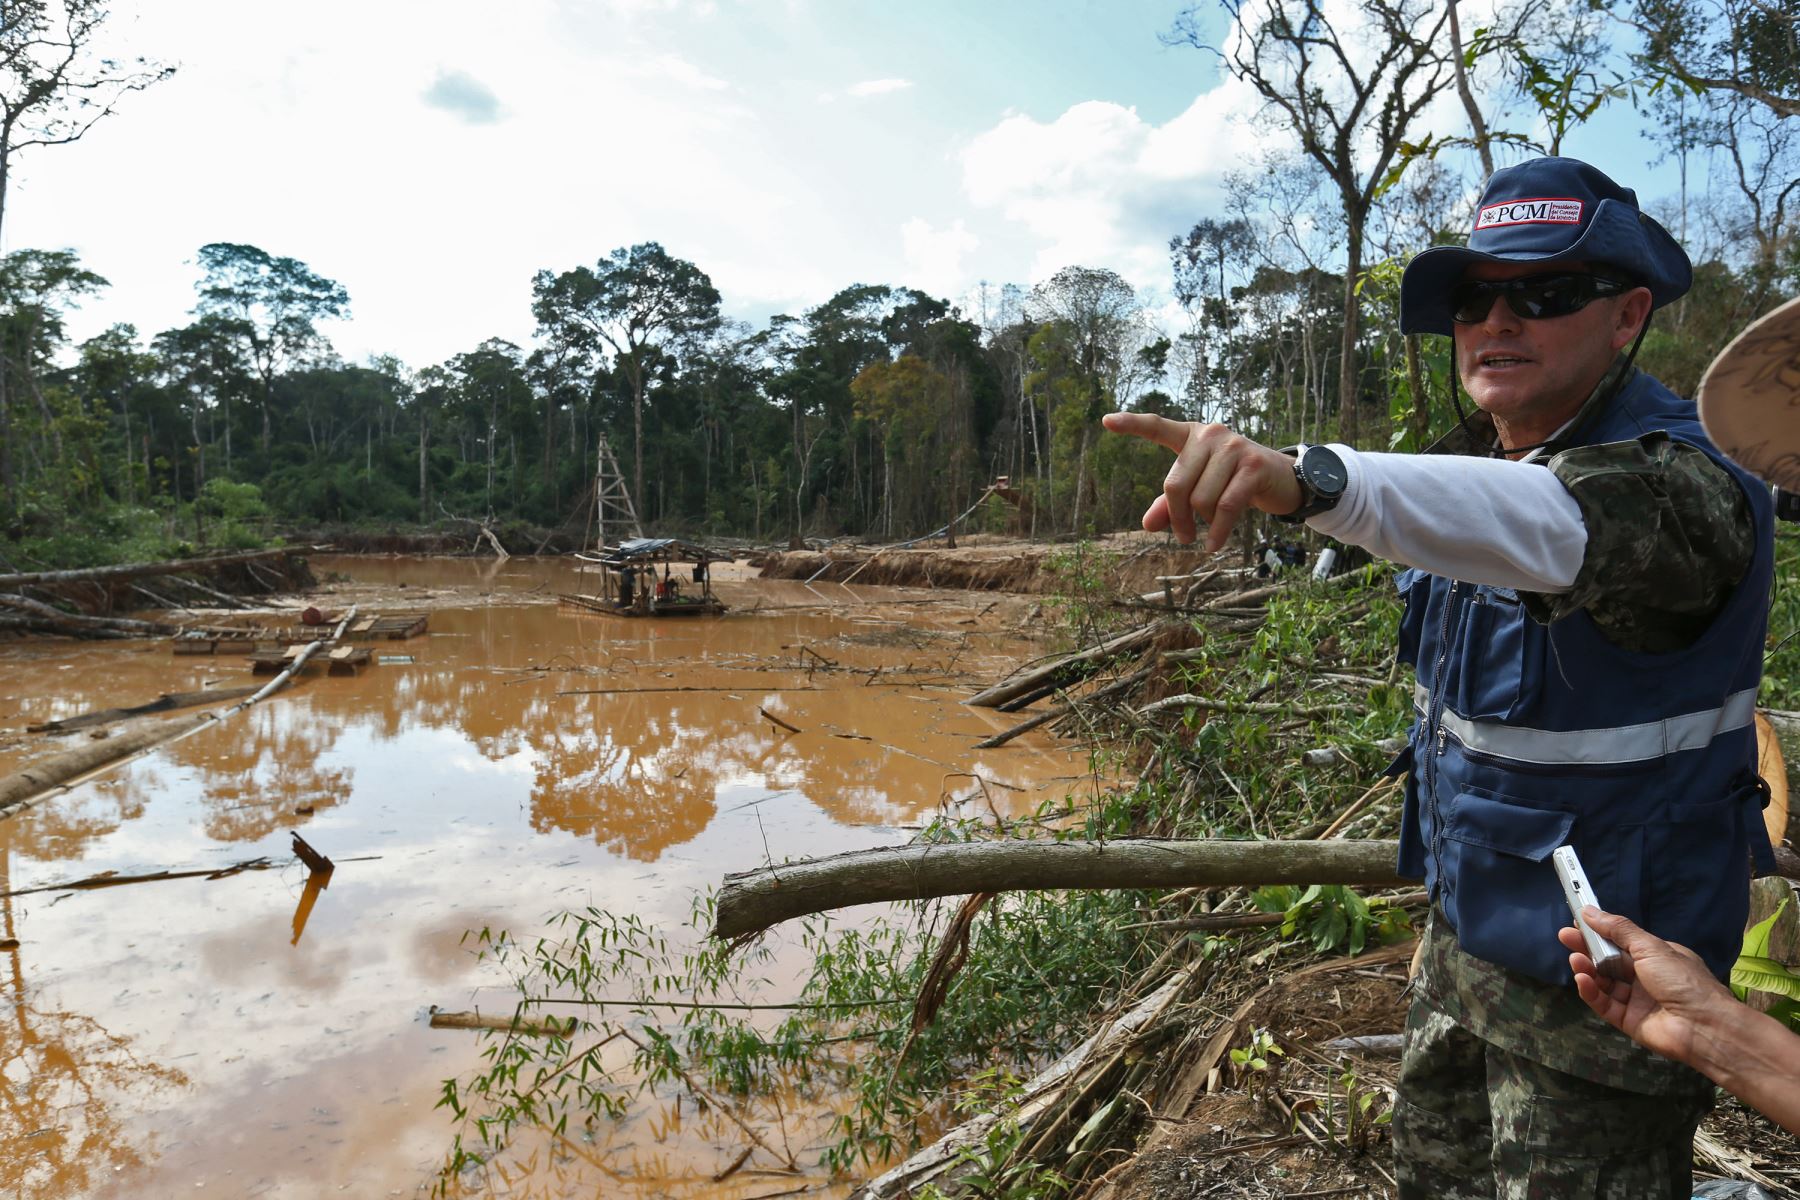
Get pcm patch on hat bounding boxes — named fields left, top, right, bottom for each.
left=1475, top=197, right=1585, bottom=230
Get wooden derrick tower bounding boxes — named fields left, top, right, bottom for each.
left=594, top=434, right=642, bottom=552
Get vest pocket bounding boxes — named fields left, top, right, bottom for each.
left=1395, top=568, right=1429, bottom=669
left=1453, top=586, right=1545, bottom=721
left=1441, top=790, right=1580, bottom=981
left=1635, top=791, right=1753, bottom=977
left=1388, top=743, right=1427, bottom=879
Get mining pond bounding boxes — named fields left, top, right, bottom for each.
left=0, top=555, right=1095, bottom=1199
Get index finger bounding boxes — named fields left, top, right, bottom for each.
left=1102, top=411, right=1194, bottom=455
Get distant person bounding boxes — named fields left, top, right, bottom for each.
left=1253, top=535, right=1306, bottom=577
left=1104, top=156, right=1774, bottom=1196
left=1560, top=908, right=1800, bottom=1137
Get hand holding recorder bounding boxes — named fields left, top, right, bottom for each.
left=1558, top=902, right=1800, bottom=1137
left=1551, top=845, right=1631, bottom=979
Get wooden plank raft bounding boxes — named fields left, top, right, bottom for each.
left=173, top=627, right=274, bottom=655
left=290, top=613, right=428, bottom=641
left=173, top=613, right=427, bottom=654
left=326, top=646, right=373, bottom=675
left=355, top=613, right=428, bottom=640
left=248, top=644, right=312, bottom=674
left=248, top=643, right=374, bottom=676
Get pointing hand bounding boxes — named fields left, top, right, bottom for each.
left=1099, top=412, right=1304, bottom=552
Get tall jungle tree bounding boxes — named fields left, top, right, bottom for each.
left=532, top=243, right=721, bottom=521
left=0, top=247, right=104, bottom=514
left=153, top=313, right=252, bottom=486
left=193, top=243, right=349, bottom=451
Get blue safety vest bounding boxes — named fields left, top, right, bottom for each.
left=1394, top=370, right=1776, bottom=985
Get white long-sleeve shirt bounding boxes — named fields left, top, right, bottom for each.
left=1306, top=443, right=1585, bottom=593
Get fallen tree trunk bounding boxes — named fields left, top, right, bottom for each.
left=0, top=712, right=223, bottom=813
left=0, top=594, right=183, bottom=636
left=714, top=838, right=1408, bottom=939
left=0, top=614, right=132, bottom=639
left=28, top=686, right=260, bottom=733
left=429, top=1009, right=580, bottom=1037
left=965, top=622, right=1169, bottom=709
left=0, top=545, right=325, bottom=589
left=717, top=838, right=1800, bottom=941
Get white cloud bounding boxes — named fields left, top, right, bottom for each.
left=848, top=78, right=913, bottom=97
left=899, top=217, right=978, bottom=298
left=960, top=83, right=1269, bottom=290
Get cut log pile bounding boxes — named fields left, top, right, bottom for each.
left=964, top=562, right=1374, bottom=753
left=0, top=547, right=326, bottom=639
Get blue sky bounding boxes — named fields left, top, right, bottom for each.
left=5, top=0, right=1682, bottom=370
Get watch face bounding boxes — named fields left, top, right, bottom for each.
left=1301, top=445, right=1349, bottom=496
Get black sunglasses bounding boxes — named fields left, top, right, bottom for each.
left=1449, top=272, right=1636, bottom=324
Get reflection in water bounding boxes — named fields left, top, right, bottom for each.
left=0, top=557, right=1088, bottom=1197
left=289, top=872, right=329, bottom=945
left=1, top=852, right=189, bottom=1198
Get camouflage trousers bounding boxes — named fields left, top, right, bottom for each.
left=1390, top=990, right=1713, bottom=1199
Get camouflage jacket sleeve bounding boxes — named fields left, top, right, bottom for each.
left=1518, top=434, right=1754, bottom=653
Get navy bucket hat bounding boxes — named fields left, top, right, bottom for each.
left=1400, top=157, right=1692, bottom=336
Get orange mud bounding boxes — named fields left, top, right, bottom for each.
left=0, top=555, right=1098, bottom=1199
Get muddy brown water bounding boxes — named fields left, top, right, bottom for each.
left=0, top=556, right=1095, bottom=1199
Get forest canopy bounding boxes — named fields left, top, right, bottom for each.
left=0, top=0, right=1795, bottom=566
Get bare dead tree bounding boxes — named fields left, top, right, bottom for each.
left=1169, top=0, right=1452, bottom=446
left=0, top=0, right=173, bottom=252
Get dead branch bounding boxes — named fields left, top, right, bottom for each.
left=291, top=832, right=334, bottom=875
left=0, top=857, right=276, bottom=897
left=429, top=1009, right=581, bottom=1037
left=975, top=666, right=1155, bottom=749
left=0, top=852, right=380, bottom=899
left=617, top=1029, right=797, bottom=1171
left=1134, top=694, right=1359, bottom=721
left=172, top=574, right=253, bottom=609
left=1316, top=776, right=1403, bottom=840
left=965, top=622, right=1170, bottom=709
left=1132, top=890, right=1428, bottom=931
left=852, top=957, right=1206, bottom=1200
left=713, top=838, right=1409, bottom=939
left=759, top=706, right=802, bottom=734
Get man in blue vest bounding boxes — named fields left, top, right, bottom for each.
left=1103, top=156, right=1774, bottom=1197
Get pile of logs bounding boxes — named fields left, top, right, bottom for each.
left=0, top=546, right=325, bottom=638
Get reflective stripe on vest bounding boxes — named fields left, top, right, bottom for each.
left=1412, top=684, right=1759, bottom=766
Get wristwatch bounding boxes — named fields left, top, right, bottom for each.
left=1278, top=443, right=1349, bottom=523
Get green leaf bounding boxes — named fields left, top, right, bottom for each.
left=1742, top=896, right=1790, bottom=958
left=1729, top=954, right=1800, bottom=1001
